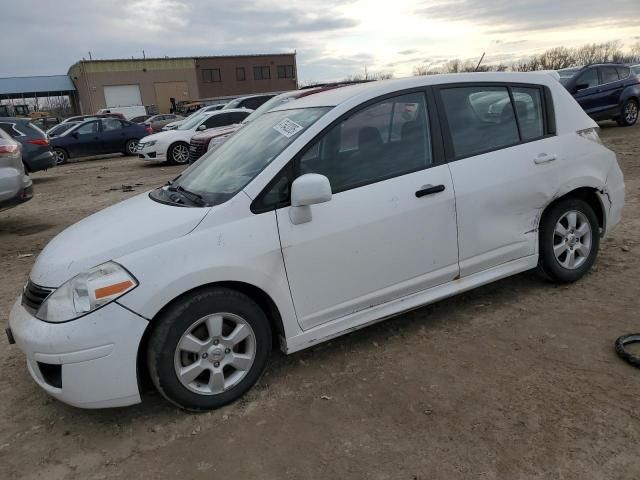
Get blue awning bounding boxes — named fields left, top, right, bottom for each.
left=0, top=75, right=75, bottom=96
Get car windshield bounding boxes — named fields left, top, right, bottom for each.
left=242, top=94, right=297, bottom=124
left=177, top=113, right=209, bottom=130
left=223, top=98, right=243, bottom=110
left=156, top=107, right=329, bottom=207
left=558, top=68, right=581, bottom=86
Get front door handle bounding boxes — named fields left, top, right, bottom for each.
left=415, top=184, right=445, bottom=198
left=534, top=153, right=557, bottom=164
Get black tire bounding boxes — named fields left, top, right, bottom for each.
left=615, top=334, right=640, bottom=368
left=124, top=139, right=138, bottom=156
left=167, top=142, right=190, bottom=165
left=537, top=198, right=600, bottom=283
left=53, top=148, right=68, bottom=165
left=147, top=287, right=272, bottom=411
left=617, top=99, right=638, bottom=127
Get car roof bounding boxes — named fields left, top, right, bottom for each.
left=271, top=72, right=567, bottom=111
left=202, top=108, right=250, bottom=115
left=0, top=117, right=31, bottom=123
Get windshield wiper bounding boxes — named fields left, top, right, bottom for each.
left=174, top=185, right=206, bottom=206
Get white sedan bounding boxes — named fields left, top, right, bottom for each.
left=136, top=109, right=251, bottom=164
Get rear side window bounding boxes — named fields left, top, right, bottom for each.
left=512, top=87, right=544, bottom=141
left=617, top=67, right=631, bottom=80
left=600, top=67, right=620, bottom=84
left=76, top=121, right=99, bottom=135
left=102, top=118, right=123, bottom=131
left=440, top=86, right=519, bottom=158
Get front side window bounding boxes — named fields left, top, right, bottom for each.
left=440, top=86, right=519, bottom=158
left=254, top=66, right=270, bottom=80
left=576, top=68, right=598, bottom=89
left=512, top=87, right=544, bottom=141
left=599, top=66, right=619, bottom=84
left=617, top=66, right=630, bottom=80
left=159, top=107, right=329, bottom=207
left=76, top=121, right=99, bottom=135
left=299, top=92, right=432, bottom=193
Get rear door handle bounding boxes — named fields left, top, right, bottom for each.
left=534, top=153, right=557, bottom=164
left=415, top=184, right=445, bottom=198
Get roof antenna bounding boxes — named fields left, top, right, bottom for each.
left=474, top=52, right=486, bottom=71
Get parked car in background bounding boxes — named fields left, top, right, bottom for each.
left=137, top=109, right=250, bottom=164
left=0, top=129, right=32, bottom=212
left=6, top=72, right=625, bottom=411
left=97, top=106, right=147, bottom=120
left=46, top=121, right=81, bottom=138
left=31, top=116, right=60, bottom=131
left=144, top=114, right=184, bottom=132
left=222, top=93, right=276, bottom=111
left=61, top=113, right=125, bottom=124
left=162, top=105, right=228, bottom=131
left=51, top=118, right=152, bottom=164
left=189, top=89, right=324, bottom=163
left=558, top=64, right=640, bottom=126
left=130, top=114, right=152, bottom=124
left=0, top=118, right=55, bottom=172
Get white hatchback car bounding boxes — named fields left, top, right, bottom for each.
left=136, top=109, right=250, bottom=164
left=8, top=73, right=625, bottom=411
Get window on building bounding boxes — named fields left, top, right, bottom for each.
left=202, top=68, right=222, bottom=83
left=236, top=67, right=246, bottom=81
left=253, top=66, right=271, bottom=80
left=277, top=65, right=296, bottom=79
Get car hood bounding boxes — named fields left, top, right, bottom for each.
left=141, top=130, right=190, bottom=144
left=192, top=124, right=241, bottom=141
left=30, top=192, right=209, bottom=287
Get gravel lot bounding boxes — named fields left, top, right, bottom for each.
left=1, top=123, right=639, bottom=480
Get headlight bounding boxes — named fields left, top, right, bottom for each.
left=36, top=262, right=138, bottom=323
left=208, top=136, right=228, bottom=151
left=144, top=140, right=157, bottom=147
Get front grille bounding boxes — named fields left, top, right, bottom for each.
left=22, top=280, right=54, bottom=312
left=135, top=142, right=144, bottom=152
left=188, top=139, right=207, bottom=164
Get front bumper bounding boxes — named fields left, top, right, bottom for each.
left=136, top=143, right=166, bottom=163
left=8, top=299, right=148, bottom=409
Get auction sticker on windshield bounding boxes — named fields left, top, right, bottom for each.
left=273, top=118, right=304, bottom=138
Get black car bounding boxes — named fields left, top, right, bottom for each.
left=558, top=64, right=640, bottom=126
left=222, top=94, right=276, bottom=111
left=50, top=117, right=152, bottom=164
left=0, top=118, right=55, bottom=172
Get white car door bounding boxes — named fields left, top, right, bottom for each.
left=436, top=83, right=563, bottom=276
left=272, top=92, right=460, bottom=330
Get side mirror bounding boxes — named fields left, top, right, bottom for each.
left=289, top=174, right=332, bottom=225
left=198, top=124, right=207, bottom=131
left=72, top=132, right=79, bottom=138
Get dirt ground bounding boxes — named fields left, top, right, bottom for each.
left=1, top=124, right=639, bottom=480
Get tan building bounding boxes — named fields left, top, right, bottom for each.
left=68, top=53, right=297, bottom=114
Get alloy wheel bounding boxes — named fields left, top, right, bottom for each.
left=625, top=101, right=638, bottom=125
left=172, top=144, right=189, bottom=164
left=173, top=312, right=256, bottom=395
left=54, top=150, right=66, bottom=165
left=553, top=210, right=592, bottom=270
left=127, top=140, right=138, bottom=154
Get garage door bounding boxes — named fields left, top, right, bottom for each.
left=154, top=82, right=189, bottom=113
left=104, top=85, right=142, bottom=107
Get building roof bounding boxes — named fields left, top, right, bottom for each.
left=70, top=52, right=295, bottom=65
left=0, top=75, right=75, bottom=96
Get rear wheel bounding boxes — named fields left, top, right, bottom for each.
left=53, top=148, right=68, bottom=165
left=537, top=198, right=600, bottom=283
left=167, top=142, right=190, bottom=165
left=124, top=139, right=138, bottom=156
left=616, top=99, right=638, bottom=127
left=147, top=288, right=272, bottom=411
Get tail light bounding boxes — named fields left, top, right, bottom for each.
left=577, top=127, right=602, bottom=145
left=0, top=144, right=20, bottom=154
left=28, top=138, right=50, bottom=146
left=145, top=127, right=153, bottom=134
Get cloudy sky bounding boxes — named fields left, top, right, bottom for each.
left=2, top=0, right=638, bottom=81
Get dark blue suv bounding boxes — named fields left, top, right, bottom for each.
left=558, top=64, right=640, bottom=126
left=51, top=117, right=151, bottom=164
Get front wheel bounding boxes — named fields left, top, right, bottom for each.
left=53, top=148, right=68, bottom=165
left=616, top=99, right=638, bottom=127
left=147, top=288, right=272, bottom=411
left=537, top=198, right=600, bottom=283
left=167, top=142, right=190, bottom=165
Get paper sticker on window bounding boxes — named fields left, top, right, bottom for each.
left=273, top=118, right=304, bottom=138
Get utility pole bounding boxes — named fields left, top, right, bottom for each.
left=88, top=51, right=93, bottom=61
